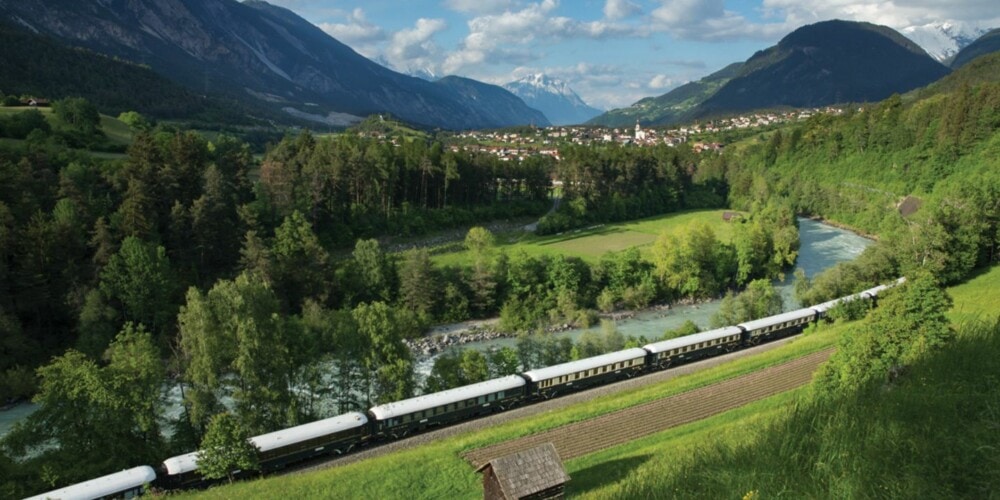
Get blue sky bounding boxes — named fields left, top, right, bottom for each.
left=265, top=0, right=1000, bottom=109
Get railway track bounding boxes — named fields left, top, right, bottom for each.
left=293, top=335, right=818, bottom=475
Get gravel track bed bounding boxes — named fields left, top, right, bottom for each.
left=293, top=335, right=813, bottom=475
left=463, top=348, right=832, bottom=467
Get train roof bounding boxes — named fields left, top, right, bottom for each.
left=369, top=375, right=526, bottom=421
left=738, top=307, right=816, bottom=332
left=25, top=465, right=156, bottom=500
left=251, top=412, right=368, bottom=452
left=162, top=412, right=369, bottom=475
left=810, top=293, right=863, bottom=313
left=642, top=326, right=744, bottom=354
left=522, top=348, right=648, bottom=382
left=162, top=450, right=200, bottom=476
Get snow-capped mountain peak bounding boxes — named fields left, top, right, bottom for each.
left=503, top=73, right=602, bottom=126
left=902, top=20, right=995, bottom=63
left=506, top=73, right=579, bottom=101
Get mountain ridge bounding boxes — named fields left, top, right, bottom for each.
left=692, top=20, right=951, bottom=118
left=0, top=0, right=545, bottom=130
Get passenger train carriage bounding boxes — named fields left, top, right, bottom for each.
left=738, top=307, right=817, bottom=344
left=369, top=375, right=524, bottom=439
left=643, top=326, right=743, bottom=369
left=522, top=348, right=648, bottom=398
left=29, top=279, right=905, bottom=498
left=26, top=466, right=156, bottom=500
left=160, top=412, right=368, bottom=489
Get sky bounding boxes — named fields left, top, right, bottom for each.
left=264, top=0, right=1000, bottom=110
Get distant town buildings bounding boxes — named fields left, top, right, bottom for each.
left=365, top=107, right=844, bottom=163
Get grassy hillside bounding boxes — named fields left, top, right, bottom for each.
left=584, top=267, right=1000, bottom=498
left=589, top=63, right=741, bottom=127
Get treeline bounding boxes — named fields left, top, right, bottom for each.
left=255, top=132, right=551, bottom=245
left=722, top=80, right=1000, bottom=292
left=537, top=144, right=727, bottom=234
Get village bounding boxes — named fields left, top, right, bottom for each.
left=437, top=106, right=845, bottom=162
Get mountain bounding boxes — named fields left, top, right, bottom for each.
left=949, top=28, right=1000, bottom=69
left=503, top=74, right=601, bottom=126
left=901, top=21, right=993, bottom=64
left=0, top=21, right=270, bottom=125
left=0, top=0, right=543, bottom=130
left=435, top=76, right=550, bottom=128
left=587, top=63, right=742, bottom=127
left=692, top=20, right=951, bottom=118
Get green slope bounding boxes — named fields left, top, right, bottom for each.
left=588, top=63, right=742, bottom=127
left=950, top=28, right=1000, bottom=69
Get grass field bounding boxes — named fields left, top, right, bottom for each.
left=183, top=321, right=845, bottom=500
left=945, top=265, right=1000, bottom=324
left=0, top=106, right=132, bottom=153
left=433, top=209, right=738, bottom=267
left=580, top=270, right=1000, bottom=498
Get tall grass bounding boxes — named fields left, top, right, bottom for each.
left=590, top=317, right=1000, bottom=498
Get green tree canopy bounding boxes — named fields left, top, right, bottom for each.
left=197, top=412, right=259, bottom=483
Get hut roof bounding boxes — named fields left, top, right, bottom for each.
left=476, top=443, right=569, bottom=499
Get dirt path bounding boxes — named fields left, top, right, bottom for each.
left=462, top=348, right=832, bottom=468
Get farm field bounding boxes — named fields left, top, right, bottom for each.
left=432, top=209, right=738, bottom=267
left=462, top=348, right=832, bottom=468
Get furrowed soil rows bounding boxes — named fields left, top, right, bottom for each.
left=463, top=348, right=832, bottom=468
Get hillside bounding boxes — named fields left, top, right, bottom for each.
left=589, top=63, right=742, bottom=127
left=694, top=20, right=950, bottom=117
left=0, top=0, right=544, bottom=130
left=0, top=22, right=267, bottom=125
left=434, top=76, right=551, bottom=128
left=950, top=28, right=1000, bottom=69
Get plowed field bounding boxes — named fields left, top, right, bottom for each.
left=463, top=348, right=832, bottom=468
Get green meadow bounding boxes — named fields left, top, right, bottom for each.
left=432, top=209, right=738, bottom=267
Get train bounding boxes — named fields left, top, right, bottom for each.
left=25, top=279, right=903, bottom=499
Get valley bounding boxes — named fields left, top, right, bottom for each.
left=1, top=2, right=999, bottom=499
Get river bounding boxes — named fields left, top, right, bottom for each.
left=413, top=217, right=872, bottom=375
left=0, top=218, right=870, bottom=438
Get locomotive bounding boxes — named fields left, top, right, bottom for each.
left=25, top=279, right=901, bottom=499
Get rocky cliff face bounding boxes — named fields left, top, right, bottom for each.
left=0, top=0, right=545, bottom=129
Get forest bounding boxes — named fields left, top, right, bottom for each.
left=2, top=56, right=1000, bottom=495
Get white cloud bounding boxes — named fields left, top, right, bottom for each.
left=760, top=0, right=1000, bottom=31
left=443, top=0, right=639, bottom=74
left=604, top=0, right=642, bottom=20
left=649, top=0, right=788, bottom=41
left=385, top=18, right=448, bottom=72
left=442, top=0, right=516, bottom=15
left=318, top=8, right=386, bottom=44
left=648, top=74, right=674, bottom=89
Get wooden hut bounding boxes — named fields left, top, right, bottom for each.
left=476, top=443, right=569, bottom=500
